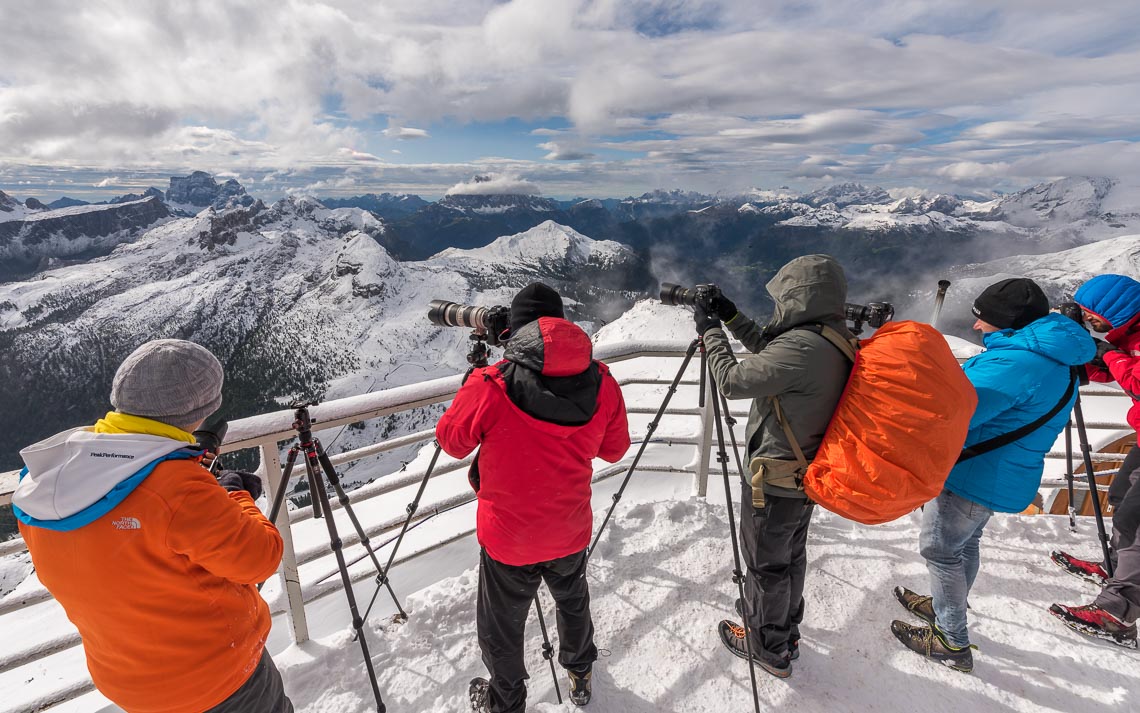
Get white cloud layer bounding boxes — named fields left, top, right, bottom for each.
left=1, top=0, right=1139, bottom=197
left=445, top=173, right=541, bottom=195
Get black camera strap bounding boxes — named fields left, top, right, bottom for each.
left=956, top=369, right=1078, bottom=464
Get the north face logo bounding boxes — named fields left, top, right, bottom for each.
left=112, top=517, right=142, bottom=531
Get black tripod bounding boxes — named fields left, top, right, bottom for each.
left=356, top=331, right=563, bottom=703
left=265, top=403, right=389, bottom=712
left=589, top=336, right=762, bottom=713
left=1066, top=371, right=1116, bottom=576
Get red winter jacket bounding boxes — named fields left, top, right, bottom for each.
left=1086, top=313, right=1140, bottom=432
left=436, top=317, right=630, bottom=566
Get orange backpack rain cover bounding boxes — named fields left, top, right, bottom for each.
left=802, top=320, right=977, bottom=525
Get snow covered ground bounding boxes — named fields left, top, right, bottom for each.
left=278, top=500, right=1139, bottom=713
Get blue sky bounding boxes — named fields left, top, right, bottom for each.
left=2, top=1, right=1140, bottom=202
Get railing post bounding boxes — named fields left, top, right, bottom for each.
left=260, top=441, right=310, bottom=644
left=694, top=375, right=713, bottom=498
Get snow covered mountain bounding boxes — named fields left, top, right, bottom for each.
left=0, top=203, right=645, bottom=478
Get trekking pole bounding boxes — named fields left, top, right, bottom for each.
left=703, top=341, right=762, bottom=713
left=1065, top=421, right=1077, bottom=531
left=533, top=595, right=563, bottom=704
left=1071, top=387, right=1115, bottom=576
left=588, top=337, right=701, bottom=559
left=930, top=279, right=951, bottom=329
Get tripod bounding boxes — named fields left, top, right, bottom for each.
left=265, top=403, right=389, bottom=712
left=589, top=336, right=762, bottom=713
left=1066, top=371, right=1116, bottom=576
left=357, top=331, right=563, bottom=703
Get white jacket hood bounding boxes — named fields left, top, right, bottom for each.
left=14, top=428, right=190, bottom=523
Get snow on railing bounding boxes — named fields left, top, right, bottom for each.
left=0, top=340, right=1133, bottom=713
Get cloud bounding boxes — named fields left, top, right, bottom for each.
left=445, top=173, right=541, bottom=195
left=382, top=126, right=431, bottom=140
left=93, top=176, right=120, bottom=187
left=538, top=141, right=596, bottom=160
left=1, top=1, right=1139, bottom=197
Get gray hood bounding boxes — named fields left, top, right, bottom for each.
left=766, top=254, right=848, bottom=334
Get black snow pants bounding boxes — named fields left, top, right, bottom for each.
left=477, top=547, right=597, bottom=713
left=1098, top=444, right=1140, bottom=623
left=739, top=483, right=815, bottom=664
left=205, top=649, right=293, bottom=713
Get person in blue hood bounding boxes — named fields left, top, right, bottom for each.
left=891, top=278, right=1095, bottom=673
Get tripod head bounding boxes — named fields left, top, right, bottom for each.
left=288, top=400, right=319, bottom=442
left=467, top=331, right=493, bottom=369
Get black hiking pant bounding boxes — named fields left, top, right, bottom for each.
left=739, top=484, right=815, bottom=663
left=205, top=649, right=293, bottom=713
left=1098, top=444, right=1140, bottom=622
left=477, top=547, right=597, bottom=713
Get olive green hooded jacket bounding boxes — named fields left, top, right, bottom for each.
left=703, top=254, right=855, bottom=499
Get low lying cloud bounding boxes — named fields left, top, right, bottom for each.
left=445, top=173, right=541, bottom=195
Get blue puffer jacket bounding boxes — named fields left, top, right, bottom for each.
left=945, top=313, right=1096, bottom=513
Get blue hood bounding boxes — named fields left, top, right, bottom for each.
left=1074, top=274, right=1140, bottom=330
left=980, top=312, right=1096, bottom=367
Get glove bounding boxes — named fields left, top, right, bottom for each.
left=713, top=294, right=739, bottom=323
left=694, top=301, right=721, bottom=335
left=216, top=469, right=264, bottom=501
left=1089, top=339, right=1119, bottom=370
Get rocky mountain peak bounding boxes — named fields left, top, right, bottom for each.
left=803, top=183, right=892, bottom=208
left=166, top=171, right=254, bottom=210
left=0, top=190, right=17, bottom=212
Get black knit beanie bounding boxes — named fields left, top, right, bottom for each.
left=972, top=278, right=1050, bottom=330
left=509, top=282, right=564, bottom=334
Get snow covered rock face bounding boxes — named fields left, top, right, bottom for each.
left=0, top=209, right=643, bottom=476
left=0, top=197, right=171, bottom=278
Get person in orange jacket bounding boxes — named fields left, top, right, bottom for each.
left=12, top=339, right=291, bottom=713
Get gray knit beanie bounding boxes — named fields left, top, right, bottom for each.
left=111, top=339, right=224, bottom=429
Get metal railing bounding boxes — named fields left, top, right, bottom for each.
left=0, top=341, right=1133, bottom=712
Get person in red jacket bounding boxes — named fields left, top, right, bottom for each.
left=1050, top=274, right=1140, bottom=648
left=13, top=339, right=291, bottom=713
left=436, top=282, right=630, bottom=712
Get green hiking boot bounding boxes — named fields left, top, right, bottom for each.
left=890, top=620, right=974, bottom=673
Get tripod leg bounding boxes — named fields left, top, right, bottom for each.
left=267, top=446, right=300, bottom=527
left=306, top=450, right=388, bottom=712
left=312, top=439, right=408, bottom=623
left=704, top=345, right=761, bottom=713
left=1066, top=422, right=1077, bottom=530
left=533, top=595, right=563, bottom=704
left=360, top=444, right=445, bottom=624
left=588, top=338, right=700, bottom=559
left=1073, top=394, right=1115, bottom=577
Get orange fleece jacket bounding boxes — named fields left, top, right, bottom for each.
left=19, top=458, right=283, bottom=713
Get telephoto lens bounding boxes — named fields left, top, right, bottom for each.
left=660, top=283, right=721, bottom=308
left=427, top=300, right=491, bottom=329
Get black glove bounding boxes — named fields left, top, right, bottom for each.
left=694, top=301, right=721, bottom=335
left=713, top=294, right=739, bottom=323
left=216, top=469, right=264, bottom=500
left=1089, top=339, right=1119, bottom=370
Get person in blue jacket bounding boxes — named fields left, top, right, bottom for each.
left=890, top=278, right=1095, bottom=673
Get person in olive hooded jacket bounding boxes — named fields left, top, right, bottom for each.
left=695, top=254, right=856, bottom=679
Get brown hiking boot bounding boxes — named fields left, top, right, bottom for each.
left=890, top=620, right=975, bottom=673
left=893, top=586, right=936, bottom=626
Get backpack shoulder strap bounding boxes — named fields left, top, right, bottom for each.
left=956, top=368, right=1078, bottom=464
left=769, top=395, right=810, bottom=471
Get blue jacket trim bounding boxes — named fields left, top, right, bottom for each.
left=12, top=448, right=202, bottom=533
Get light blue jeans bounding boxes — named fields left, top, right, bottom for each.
left=919, top=488, right=994, bottom=648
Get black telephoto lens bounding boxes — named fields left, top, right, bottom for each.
left=660, top=283, right=696, bottom=307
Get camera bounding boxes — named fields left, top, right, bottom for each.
left=844, top=302, right=894, bottom=335
left=193, top=418, right=229, bottom=472
left=1057, top=301, right=1085, bottom=327
left=660, top=282, right=722, bottom=308
left=427, top=300, right=511, bottom=346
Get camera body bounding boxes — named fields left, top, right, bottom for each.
left=427, top=300, right=512, bottom=346
left=1056, top=301, right=1085, bottom=327
left=844, top=302, right=894, bottom=334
